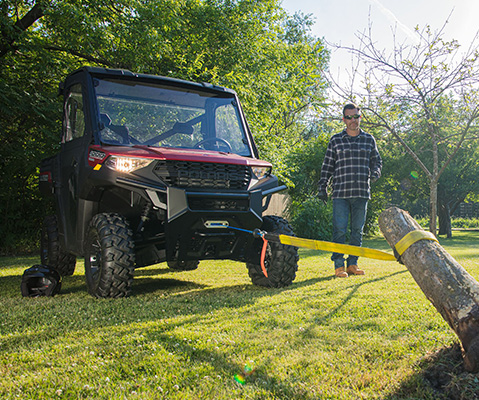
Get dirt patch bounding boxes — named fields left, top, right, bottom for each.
left=387, top=343, right=479, bottom=399
left=419, top=343, right=479, bottom=400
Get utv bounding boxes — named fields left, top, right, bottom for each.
left=39, top=67, right=298, bottom=298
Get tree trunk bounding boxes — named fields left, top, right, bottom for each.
left=438, top=201, right=452, bottom=238
left=379, top=206, right=479, bottom=372
left=429, top=180, right=438, bottom=236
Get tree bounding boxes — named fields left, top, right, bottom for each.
left=377, top=124, right=479, bottom=238
left=330, top=20, right=479, bottom=236
left=437, top=141, right=479, bottom=237
left=0, top=0, right=329, bottom=252
left=0, top=1, right=44, bottom=58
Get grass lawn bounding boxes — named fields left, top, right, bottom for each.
left=1, top=231, right=479, bottom=399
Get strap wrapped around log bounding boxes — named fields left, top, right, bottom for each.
left=393, top=230, right=439, bottom=264
left=379, top=207, right=479, bottom=372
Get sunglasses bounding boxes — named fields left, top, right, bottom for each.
left=344, top=114, right=361, bottom=120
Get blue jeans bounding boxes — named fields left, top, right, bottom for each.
left=331, top=198, right=368, bottom=269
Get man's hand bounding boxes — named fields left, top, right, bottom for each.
left=318, top=190, right=328, bottom=205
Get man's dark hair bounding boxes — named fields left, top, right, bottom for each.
left=343, top=103, right=360, bottom=116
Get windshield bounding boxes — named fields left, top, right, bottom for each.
left=94, top=78, right=252, bottom=156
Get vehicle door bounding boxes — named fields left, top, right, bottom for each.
left=57, top=83, right=88, bottom=251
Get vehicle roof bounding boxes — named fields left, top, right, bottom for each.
left=65, top=66, right=236, bottom=96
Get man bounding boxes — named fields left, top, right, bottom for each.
left=318, top=103, right=382, bottom=278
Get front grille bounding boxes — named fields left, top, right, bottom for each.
left=154, top=160, right=251, bottom=190
left=188, top=197, right=249, bottom=211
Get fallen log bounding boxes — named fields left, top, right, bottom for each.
left=379, top=206, right=479, bottom=372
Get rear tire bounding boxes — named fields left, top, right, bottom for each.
left=167, top=260, right=199, bottom=271
left=246, top=215, right=299, bottom=288
left=84, top=213, right=135, bottom=298
left=40, top=215, right=76, bottom=276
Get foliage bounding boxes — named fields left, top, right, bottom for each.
left=368, top=100, right=479, bottom=237
left=332, top=21, right=479, bottom=235
left=0, top=50, right=65, bottom=254
left=364, top=187, right=387, bottom=236
left=288, top=196, right=333, bottom=240
left=283, top=134, right=331, bottom=239
left=449, top=218, right=479, bottom=229
left=0, top=0, right=329, bottom=253
left=436, top=140, right=479, bottom=234
left=2, top=232, right=479, bottom=398
left=416, top=217, right=479, bottom=230
left=284, top=133, right=329, bottom=197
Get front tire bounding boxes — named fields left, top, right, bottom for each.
left=84, top=213, right=135, bottom=298
left=40, top=215, right=76, bottom=276
left=246, top=215, right=299, bottom=288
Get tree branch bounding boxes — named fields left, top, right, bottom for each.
left=0, top=3, right=44, bottom=58
left=44, top=45, right=123, bottom=68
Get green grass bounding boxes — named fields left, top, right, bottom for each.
left=1, top=232, right=479, bottom=399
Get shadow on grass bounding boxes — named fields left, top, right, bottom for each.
left=58, top=273, right=207, bottom=296
left=384, top=342, right=479, bottom=400
left=316, top=270, right=409, bottom=324
left=0, top=256, right=39, bottom=269
left=6, top=261, right=469, bottom=399
left=134, top=266, right=171, bottom=277
left=132, top=278, right=207, bottom=295
left=437, top=231, right=479, bottom=244
left=0, top=274, right=21, bottom=296
left=0, top=269, right=205, bottom=297
left=135, top=328, right=313, bottom=399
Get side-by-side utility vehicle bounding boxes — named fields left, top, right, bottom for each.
left=39, top=67, right=298, bottom=298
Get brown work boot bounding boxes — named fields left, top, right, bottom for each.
left=335, top=267, right=348, bottom=278
left=347, top=265, right=365, bottom=275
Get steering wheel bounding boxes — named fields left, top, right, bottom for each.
left=194, top=137, right=233, bottom=153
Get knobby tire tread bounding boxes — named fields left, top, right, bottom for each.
left=246, top=215, right=299, bottom=288
left=86, top=213, right=135, bottom=298
left=41, top=215, right=76, bottom=276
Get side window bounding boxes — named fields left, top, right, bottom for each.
left=63, top=84, right=85, bottom=143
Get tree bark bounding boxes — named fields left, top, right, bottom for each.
left=438, top=200, right=452, bottom=238
left=379, top=206, right=479, bottom=372
left=429, top=179, right=438, bottom=236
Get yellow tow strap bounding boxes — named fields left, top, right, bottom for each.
left=394, top=230, right=438, bottom=256
left=278, top=235, right=396, bottom=261
left=277, top=229, right=438, bottom=262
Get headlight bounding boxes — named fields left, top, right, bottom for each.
left=104, top=156, right=153, bottom=173
left=251, top=166, right=271, bottom=180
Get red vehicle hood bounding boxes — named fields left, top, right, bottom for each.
left=91, top=145, right=271, bottom=167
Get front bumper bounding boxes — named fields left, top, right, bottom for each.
left=164, top=187, right=264, bottom=262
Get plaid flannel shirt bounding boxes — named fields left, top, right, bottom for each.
left=318, top=129, right=382, bottom=199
